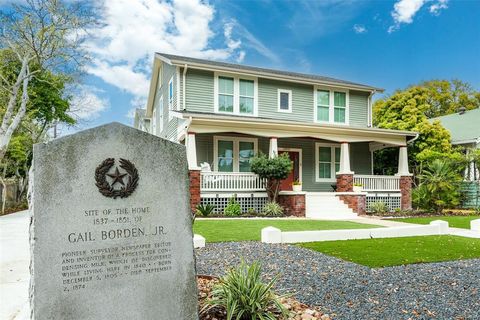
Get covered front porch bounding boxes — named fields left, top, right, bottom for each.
left=181, top=113, right=417, bottom=216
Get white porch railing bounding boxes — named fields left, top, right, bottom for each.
left=353, top=175, right=400, bottom=191
left=200, top=172, right=266, bottom=192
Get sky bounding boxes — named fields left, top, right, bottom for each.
left=4, top=0, right=480, bottom=133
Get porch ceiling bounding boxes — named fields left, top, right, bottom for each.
left=184, top=113, right=417, bottom=147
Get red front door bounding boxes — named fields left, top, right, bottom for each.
left=280, top=151, right=300, bottom=191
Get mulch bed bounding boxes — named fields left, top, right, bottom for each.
left=197, top=276, right=332, bottom=320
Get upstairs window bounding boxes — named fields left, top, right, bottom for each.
left=315, top=88, right=348, bottom=124
left=168, top=77, right=173, bottom=120
left=278, top=89, right=292, bottom=112
left=239, top=80, right=254, bottom=114
left=218, top=76, right=234, bottom=112
left=215, top=74, right=257, bottom=116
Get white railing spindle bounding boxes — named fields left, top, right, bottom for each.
left=201, top=172, right=266, bottom=192
left=353, top=175, right=400, bottom=191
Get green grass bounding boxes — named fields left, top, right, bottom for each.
left=193, top=219, right=381, bottom=242
left=390, top=216, right=480, bottom=229
left=299, top=235, right=480, bottom=268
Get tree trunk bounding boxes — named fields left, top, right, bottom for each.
left=0, top=66, right=30, bottom=161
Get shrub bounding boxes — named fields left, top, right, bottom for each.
left=224, top=196, right=241, bottom=216
left=262, top=201, right=284, bottom=216
left=369, top=201, right=389, bottom=214
left=196, top=203, right=215, bottom=217
left=415, top=159, right=463, bottom=213
left=204, top=260, right=289, bottom=320
left=251, top=153, right=292, bottom=202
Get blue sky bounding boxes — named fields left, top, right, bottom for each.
left=18, top=0, right=480, bottom=133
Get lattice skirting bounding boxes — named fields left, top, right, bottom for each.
left=200, top=193, right=268, bottom=214
left=365, top=193, right=401, bottom=212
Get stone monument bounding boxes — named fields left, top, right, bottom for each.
left=30, top=122, right=198, bottom=319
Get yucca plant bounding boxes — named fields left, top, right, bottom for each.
left=196, top=203, right=216, bottom=217
left=203, top=260, right=290, bottom=320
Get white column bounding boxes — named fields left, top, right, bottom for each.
left=186, top=132, right=199, bottom=169
left=338, top=142, right=353, bottom=174
left=269, top=137, right=278, bottom=158
left=397, top=146, right=411, bottom=176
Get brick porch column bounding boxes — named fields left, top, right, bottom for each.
left=397, top=145, right=412, bottom=210
left=188, top=169, right=201, bottom=214
left=336, top=142, right=354, bottom=192
left=400, top=175, right=412, bottom=210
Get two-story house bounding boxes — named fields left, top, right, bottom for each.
left=135, top=53, right=418, bottom=218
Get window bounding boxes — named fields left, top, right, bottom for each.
left=152, top=107, right=157, bottom=135
left=214, top=136, right=258, bottom=172
left=218, top=76, right=234, bottom=112
left=316, top=90, right=330, bottom=121
left=215, top=73, right=257, bottom=116
left=168, top=77, right=173, bottom=120
left=334, top=92, right=346, bottom=123
left=239, top=80, right=254, bottom=114
left=278, top=89, right=292, bottom=112
left=314, top=88, right=348, bottom=124
left=315, top=143, right=341, bottom=181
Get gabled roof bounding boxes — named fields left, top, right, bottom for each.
left=156, top=52, right=383, bottom=92
left=432, top=108, right=480, bottom=145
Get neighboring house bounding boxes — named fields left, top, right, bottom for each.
left=135, top=53, right=418, bottom=218
left=433, top=107, right=480, bottom=208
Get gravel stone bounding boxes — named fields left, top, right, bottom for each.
left=195, top=242, right=480, bottom=320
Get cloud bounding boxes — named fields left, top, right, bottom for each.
left=353, top=24, right=367, bottom=34
left=388, top=0, right=449, bottom=32
left=69, top=86, right=109, bottom=121
left=429, top=0, right=448, bottom=15
left=84, top=0, right=245, bottom=109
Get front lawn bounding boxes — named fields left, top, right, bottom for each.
left=299, top=235, right=480, bottom=268
left=390, top=216, right=480, bottom=229
left=193, top=219, right=381, bottom=242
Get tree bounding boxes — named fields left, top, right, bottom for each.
left=373, top=83, right=466, bottom=174
left=250, top=153, right=292, bottom=203
left=421, top=79, right=480, bottom=118
left=0, top=0, right=93, bottom=160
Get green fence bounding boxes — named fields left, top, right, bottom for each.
left=461, top=181, right=480, bottom=208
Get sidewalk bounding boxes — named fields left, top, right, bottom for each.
left=0, top=211, right=30, bottom=320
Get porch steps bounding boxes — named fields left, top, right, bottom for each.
left=305, top=193, right=358, bottom=220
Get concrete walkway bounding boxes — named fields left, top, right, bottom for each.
left=0, top=210, right=30, bottom=320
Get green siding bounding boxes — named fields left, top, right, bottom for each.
left=155, top=62, right=178, bottom=139
left=195, top=134, right=372, bottom=192
left=184, top=68, right=370, bottom=127
left=185, top=69, right=214, bottom=113
left=258, top=78, right=313, bottom=122
left=349, top=91, right=369, bottom=127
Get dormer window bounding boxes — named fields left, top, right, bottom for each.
left=215, top=73, right=258, bottom=116
left=314, top=87, right=349, bottom=124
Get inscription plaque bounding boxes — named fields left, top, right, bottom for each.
left=30, top=123, right=197, bottom=320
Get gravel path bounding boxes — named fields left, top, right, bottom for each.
left=195, top=242, right=480, bottom=320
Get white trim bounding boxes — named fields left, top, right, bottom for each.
left=168, top=77, right=174, bottom=120
left=313, top=86, right=349, bottom=125
left=213, top=135, right=258, bottom=172
left=152, top=106, right=157, bottom=135
left=214, top=72, right=258, bottom=116
left=158, top=95, right=164, bottom=133
left=315, top=142, right=341, bottom=182
left=278, top=147, right=302, bottom=183
left=277, top=89, right=292, bottom=113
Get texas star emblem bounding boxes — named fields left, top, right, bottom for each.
left=95, top=158, right=139, bottom=199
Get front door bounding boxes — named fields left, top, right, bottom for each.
left=280, top=151, right=300, bottom=191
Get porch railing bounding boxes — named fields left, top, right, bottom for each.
left=200, top=172, right=266, bottom=192
left=353, top=175, right=400, bottom=191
